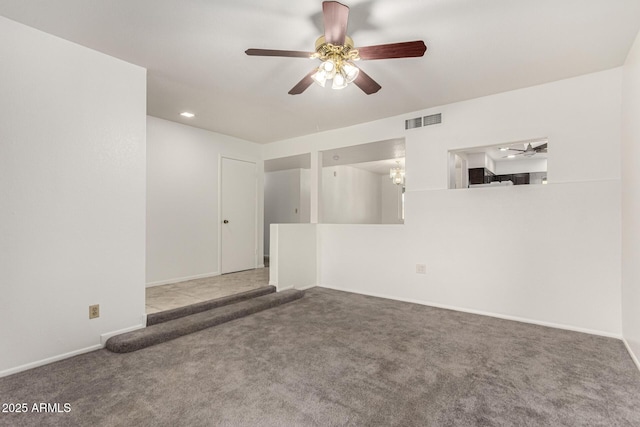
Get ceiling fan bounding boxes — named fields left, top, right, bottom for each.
left=501, top=142, right=548, bottom=158
left=245, top=1, right=427, bottom=95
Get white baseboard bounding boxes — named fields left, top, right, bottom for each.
left=146, top=271, right=220, bottom=288
left=0, top=344, right=103, bottom=378
left=1, top=316, right=148, bottom=379
left=623, top=338, right=640, bottom=372
left=271, top=283, right=315, bottom=292
left=319, top=284, right=622, bottom=340
left=100, top=322, right=146, bottom=346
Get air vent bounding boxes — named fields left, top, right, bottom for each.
left=405, top=117, right=422, bottom=130
left=423, top=113, right=442, bottom=126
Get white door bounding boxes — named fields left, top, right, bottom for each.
left=221, top=157, right=257, bottom=274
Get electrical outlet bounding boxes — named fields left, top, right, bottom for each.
left=89, top=304, right=100, bottom=319
left=416, top=264, right=427, bottom=274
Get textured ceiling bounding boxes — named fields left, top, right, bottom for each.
left=1, top=0, right=639, bottom=143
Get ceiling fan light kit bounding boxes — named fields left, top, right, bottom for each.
left=245, top=1, right=427, bottom=95
left=310, top=35, right=360, bottom=90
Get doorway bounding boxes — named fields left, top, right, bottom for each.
left=220, top=157, right=257, bottom=274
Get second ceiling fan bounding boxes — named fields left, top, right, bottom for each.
left=245, top=1, right=427, bottom=95
left=502, top=142, right=548, bottom=158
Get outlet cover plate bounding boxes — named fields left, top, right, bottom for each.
left=89, top=304, right=100, bottom=319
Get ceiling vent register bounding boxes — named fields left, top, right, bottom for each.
left=405, top=113, right=441, bottom=130
left=405, top=117, right=422, bottom=130
left=424, top=113, right=442, bottom=126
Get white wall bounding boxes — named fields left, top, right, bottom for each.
left=322, top=165, right=382, bottom=224
left=265, top=68, right=623, bottom=336
left=146, top=117, right=262, bottom=286
left=300, top=169, right=311, bottom=223
left=0, top=17, right=146, bottom=376
left=269, top=224, right=317, bottom=291
left=380, top=176, right=404, bottom=224
left=622, top=30, right=640, bottom=368
left=319, top=180, right=621, bottom=335
left=467, top=153, right=496, bottom=173
left=494, top=158, right=547, bottom=175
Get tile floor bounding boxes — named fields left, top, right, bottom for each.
left=145, top=268, right=270, bottom=314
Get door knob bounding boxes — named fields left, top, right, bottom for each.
left=223, top=219, right=229, bottom=224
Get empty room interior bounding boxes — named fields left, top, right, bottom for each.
left=2, top=0, right=640, bottom=425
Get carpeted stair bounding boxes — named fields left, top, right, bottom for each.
left=146, top=285, right=277, bottom=326
left=106, top=288, right=304, bottom=353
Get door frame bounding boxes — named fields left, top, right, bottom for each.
left=218, top=155, right=260, bottom=274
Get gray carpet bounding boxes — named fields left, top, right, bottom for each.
left=107, top=289, right=303, bottom=353
left=146, top=285, right=276, bottom=326
left=1, top=287, right=639, bottom=426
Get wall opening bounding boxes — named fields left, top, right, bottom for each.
left=320, top=138, right=405, bottom=224
left=263, top=154, right=311, bottom=264
left=449, top=138, right=548, bottom=189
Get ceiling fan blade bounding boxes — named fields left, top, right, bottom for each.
left=353, top=68, right=381, bottom=95
left=357, top=41, right=427, bottom=60
left=288, top=70, right=316, bottom=95
left=323, top=1, right=349, bottom=45
left=245, top=48, right=315, bottom=58
left=535, top=143, right=548, bottom=152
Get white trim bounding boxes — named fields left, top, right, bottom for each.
left=276, top=284, right=294, bottom=292
left=269, top=224, right=278, bottom=287
left=218, top=154, right=222, bottom=276
left=296, top=283, right=317, bottom=291
left=146, top=271, right=220, bottom=288
left=315, top=224, right=322, bottom=287
left=623, top=338, right=640, bottom=372
left=0, top=344, right=102, bottom=378
left=1, top=319, right=148, bottom=378
left=100, top=322, right=146, bottom=346
left=319, top=284, right=622, bottom=339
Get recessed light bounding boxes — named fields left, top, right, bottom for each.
left=180, top=112, right=195, bottom=118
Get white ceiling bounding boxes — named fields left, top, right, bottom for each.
left=350, top=158, right=405, bottom=175
left=265, top=153, right=311, bottom=172
left=1, top=0, right=639, bottom=144
left=321, top=137, right=404, bottom=167
left=264, top=138, right=404, bottom=173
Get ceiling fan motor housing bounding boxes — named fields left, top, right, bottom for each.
left=244, top=1, right=426, bottom=95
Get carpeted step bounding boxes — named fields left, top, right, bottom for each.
left=146, top=285, right=276, bottom=326
left=106, top=289, right=304, bottom=353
